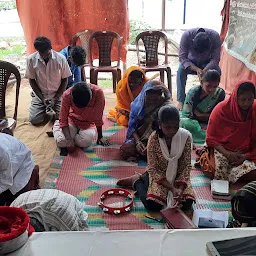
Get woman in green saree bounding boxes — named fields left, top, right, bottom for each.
left=180, top=69, right=225, bottom=144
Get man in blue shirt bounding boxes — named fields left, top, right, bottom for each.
left=59, top=46, right=86, bottom=88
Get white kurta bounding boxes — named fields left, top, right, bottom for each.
left=0, top=133, right=34, bottom=194
left=158, top=128, right=192, bottom=208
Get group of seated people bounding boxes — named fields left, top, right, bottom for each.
left=1, top=27, right=256, bottom=230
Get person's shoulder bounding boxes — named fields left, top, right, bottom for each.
left=0, top=133, right=18, bottom=150
left=206, top=28, right=219, bottom=34
left=187, top=85, right=201, bottom=95
left=59, top=46, right=69, bottom=58
left=179, top=127, right=191, bottom=136
left=181, top=29, right=192, bottom=39
left=179, top=128, right=192, bottom=142
left=27, top=51, right=39, bottom=61
left=184, top=28, right=198, bottom=37
left=189, top=84, right=201, bottom=91
left=59, top=46, right=69, bottom=53
left=206, top=28, right=221, bottom=38
left=149, top=131, right=158, bottom=142
left=52, top=50, right=67, bottom=62
left=217, top=87, right=225, bottom=93
left=63, top=87, right=72, bottom=98
left=90, top=83, right=103, bottom=93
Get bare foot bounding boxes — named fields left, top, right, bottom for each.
left=116, top=174, right=141, bottom=188
left=127, top=156, right=137, bottom=163
left=241, top=223, right=248, bottom=227
left=46, top=131, right=54, bottom=137
left=177, top=102, right=183, bottom=111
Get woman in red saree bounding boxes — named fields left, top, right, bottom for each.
left=203, top=80, right=256, bottom=183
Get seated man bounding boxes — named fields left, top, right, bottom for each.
left=11, top=189, right=89, bottom=231
left=25, top=36, right=72, bottom=125
left=177, top=28, right=222, bottom=110
left=53, top=81, right=110, bottom=156
left=0, top=133, right=40, bottom=206
left=59, top=46, right=86, bottom=88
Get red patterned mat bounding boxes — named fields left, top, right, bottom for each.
left=45, top=118, right=243, bottom=230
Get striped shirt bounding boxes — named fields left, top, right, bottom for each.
left=59, top=84, right=105, bottom=130
left=11, top=189, right=89, bottom=231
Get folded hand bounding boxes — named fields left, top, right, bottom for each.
left=97, top=137, right=110, bottom=146
left=66, top=139, right=76, bottom=153
left=227, top=152, right=246, bottom=165
left=136, top=141, right=147, bottom=155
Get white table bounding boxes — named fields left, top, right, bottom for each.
left=9, top=228, right=256, bottom=256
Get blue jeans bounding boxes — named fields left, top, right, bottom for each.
left=176, top=63, right=221, bottom=103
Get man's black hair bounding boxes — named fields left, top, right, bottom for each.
left=71, top=82, right=92, bottom=108
left=70, top=46, right=86, bottom=66
left=34, top=36, right=52, bottom=53
left=193, top=31, right=211, bottom=54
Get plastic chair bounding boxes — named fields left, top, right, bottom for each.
left=135, top=30, right=172, bottom=95
left=0, top=60, right=21, bottom=134
left=71, top=29, right=94, bottom=81
left=89, top=31, right=122, bottom=93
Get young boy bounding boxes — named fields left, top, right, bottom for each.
left=53, top=81, right=110, bottom=155
left=59, top=46, right=86, bottom=88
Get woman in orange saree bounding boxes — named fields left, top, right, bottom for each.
left=108, top=66, right=148, bottom=126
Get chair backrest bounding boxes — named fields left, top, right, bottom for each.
left=135, top=30, right=169, bottom=67
left=89, top=31, right=121, bottom=67
left=71, top=29, right=94, bottom=64
left=0, top=61, right=21, bottom=120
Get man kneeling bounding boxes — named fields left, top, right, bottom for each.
left=53, top=81, right=110, bottom=155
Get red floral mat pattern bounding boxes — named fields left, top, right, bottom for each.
left=45, top=118, right=242, bottom=230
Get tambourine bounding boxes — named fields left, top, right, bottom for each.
left=98, top=188, right=134, bottom=215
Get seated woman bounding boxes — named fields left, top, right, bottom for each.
left=120, top=80, right=172, bottom=161
left=180, top=69, right=225, bottom=144
left=0, top=133, right=40, bottom=206
left=108, top=66, right=148, bottom=126
left=117, top=105, right=195, bottom=212
left=198, top=81, right=256, bottom=183
left=231, top=181, right=256, bottom=227
left=11, top=189, right=89, bottom=231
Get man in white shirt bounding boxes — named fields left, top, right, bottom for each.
left=25, top=36, right=72, bottom=125
left=0, top=133, right=40, bottom=206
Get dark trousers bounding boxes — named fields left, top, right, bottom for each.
left=134, top=172, right=163, bottom=212
left=0, top=166, right=40, bottom=206
left=134, top=172, right=194, bottom=212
